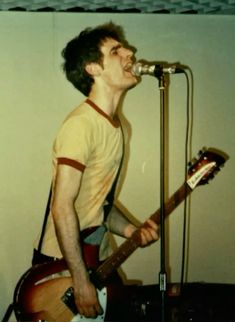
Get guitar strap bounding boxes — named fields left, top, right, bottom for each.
left=103, top=124, right=125, bottom=221
left=37, top=184, right=52, bottom=252
left=103, top=154, right=124, bottom=221
left=36, top=125, right=124, bottom=252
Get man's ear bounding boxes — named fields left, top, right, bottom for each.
left=85, top=63, right=102, bottom=77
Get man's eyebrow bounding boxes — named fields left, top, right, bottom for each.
left=110, top=44, right=122, bottom=52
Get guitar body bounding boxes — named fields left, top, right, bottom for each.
left=14, top=244, right=123, bottom=322
left=16, top=274, right=108, bottom=322
left=17, top=273, right=75, bottom=322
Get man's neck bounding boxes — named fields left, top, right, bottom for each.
left=88, top=88, right=124, bottom=119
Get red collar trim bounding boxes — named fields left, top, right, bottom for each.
left=85, top=99, right=120, bottom=128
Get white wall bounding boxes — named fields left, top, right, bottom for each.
left=1, top=12, right=235, bottom=319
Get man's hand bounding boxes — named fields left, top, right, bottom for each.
left=138, top=218, right=159, bottom=247
left=73, top=278, right=103, bottom=318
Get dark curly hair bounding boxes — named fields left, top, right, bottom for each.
left=61, top=22, right=129, bottom=96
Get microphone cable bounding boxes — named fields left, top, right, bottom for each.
left=180, top=66, right=194, bottom=290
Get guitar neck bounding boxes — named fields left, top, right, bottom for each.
left=150, top=181, right=191, bottom=224
left=94, top=182, right=192, bottom=287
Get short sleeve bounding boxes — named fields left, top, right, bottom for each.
left=54, top=115, right=92, bottom=170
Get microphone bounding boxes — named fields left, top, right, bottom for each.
left=132, top=61, right=185, bottom=77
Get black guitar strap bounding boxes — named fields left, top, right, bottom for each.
left=102, top=124, right=125, bottom=221
left=103, top=153, right=124, bottom=221
left=37, top=184, right=52, bottom=252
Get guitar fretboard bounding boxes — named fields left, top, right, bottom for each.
left=95, top=182, right=192, bottom=285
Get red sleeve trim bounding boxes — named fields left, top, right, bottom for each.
left=57, top=157, right=86, bottom=172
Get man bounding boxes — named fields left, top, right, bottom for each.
left=34, top=22, right=159, bottom=319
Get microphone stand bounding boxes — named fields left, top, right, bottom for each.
left=155, top=69, right=168, bottom=322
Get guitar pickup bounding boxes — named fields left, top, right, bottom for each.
left=61, top=287, right=78, bottom=315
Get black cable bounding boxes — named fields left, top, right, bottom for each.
left=180, top=68, right=194, bottom=288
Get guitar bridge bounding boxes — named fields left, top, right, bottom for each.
left=61, top=287, right=78, bottom=315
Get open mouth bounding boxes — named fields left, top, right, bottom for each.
left=124, top=62, right=134, bottom=75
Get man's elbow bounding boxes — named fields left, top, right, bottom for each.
left=51, top=198, right=68, bottom=220
left=51, top=193, right=76, bottom=226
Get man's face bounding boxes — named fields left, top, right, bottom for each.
left=98, top=37, right=138, bottom=91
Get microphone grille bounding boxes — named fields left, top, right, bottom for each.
left=131, top=62, right=142, bottom=77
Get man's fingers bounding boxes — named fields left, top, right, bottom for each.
left=79, top=304, right=103, bottom=318
left=139, top=219, right=160, bottom=246
left=95, top=302, right=104, bottom=315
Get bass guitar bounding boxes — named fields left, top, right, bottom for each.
left=13, top=148, right=228, bottom=322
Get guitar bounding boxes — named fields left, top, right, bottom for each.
left=13, top=148, right=228, bottom=322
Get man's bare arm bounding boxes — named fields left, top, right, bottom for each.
left=51, top=164, right=102, bottom=318
left=107, top=205, right=159, bottom=246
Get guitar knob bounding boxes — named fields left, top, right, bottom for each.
left=199, top=147, right=206, bottom=155
left=188, top=158, right=197, bottom=167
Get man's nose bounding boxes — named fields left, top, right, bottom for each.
left=124, top=47, right=134, bottom=59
